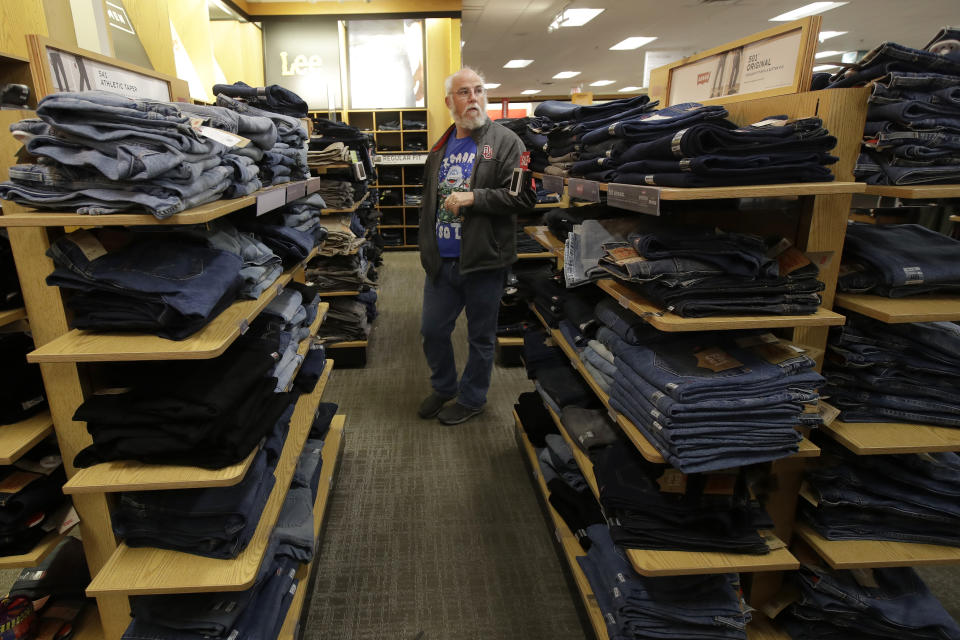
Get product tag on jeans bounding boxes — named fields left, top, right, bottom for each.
left=694, top=347, right=743, bottom=372
left=68, top=230, right=107, bottom=262
left=817, top=401, right=841, bottom=427
left=58, top=505, right=80, bottom=534
left=758, top=529, right=787, bottom=550
left=851, top=568, right=880, bottom=589
left=657, top=469, right=687, bottom=493
left=903, top=265, right=925, bottom=284
left=735, top=333, right=779, bottom=348
left=777, top=247, right=813, bottom=276
left=198, top=126, right=250, bottom=148
left=760, top=584, right=800, bottom=619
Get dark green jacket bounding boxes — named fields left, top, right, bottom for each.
left=419, top=119, right=535, bottom=279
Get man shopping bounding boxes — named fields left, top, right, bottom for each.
left=418, top=67, right=535, bottom=425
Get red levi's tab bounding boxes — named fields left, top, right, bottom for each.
left=519, top=150, right=531, bottom=169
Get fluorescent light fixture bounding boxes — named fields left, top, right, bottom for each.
left=504, top=59, right=534, bottom=68
left=610, top=36, right=658, bottom=50
left=590, top=80, right=616, bottom=86
left=618, top=86, right=642, bottom=92
left=521, top=89, right=542, bottom=95
left=818, top=30, right=848, bottom=41
left=815, top=50, right=842, bottom=58
left=549, top=8, right=604, bottom=31
left=483, top=83, right=501, bottom=89
left=553, top=71, right=581, bottom=79
left=813, top=64, right=841, bottom=71
left=770, top=2, right=847, bottom=21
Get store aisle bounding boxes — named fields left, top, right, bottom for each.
left=305, top=252, right=587, bottom=640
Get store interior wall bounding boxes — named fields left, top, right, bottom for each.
left=116, top=0, right=177, bottom=77
left=426, top=17, right=461, bottom=136
left=0, top=0, right=49, bottom=58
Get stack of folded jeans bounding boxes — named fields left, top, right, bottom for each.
left=522, top=328, right=568, bottom=378
left=579, top=523, right=752, bottom=640
left=541, top=202, right=625, bottom=242
left=305, top=253, right=376, bottom=291
left=560, top=406, right=621, bottom=452
left=185, top=220, right=282, bottom=299
left=215, top=93, right=309, bottom=186
left=838, top=222, right=960, bottom=297
left=214, top=81, right=308, bottom=118
left=259, top=282, right=322, bottom=392
left=356, top=289, right=378, bottom=323
left=0, top=452, right=69, bottom=556
left=46, top=230, right=243, bottom=340
left=776, top=564, right=960, bottom=640
left=0, top=91, right=235, bottom=218
left=564, top=218, right=640, bottom=288
left=600, top=227, right=825, bottom=317
left=529, top=95, right=657, bottom=179
left=0, top=332, right=47, bottom=425
left=497, top=117, right=550, bottom=172
left=604, top=329, right=824, bottom=473
left=311, top=179, right=356, bottom=209
left=824, top=312, right=960, bottom=427
left=515, top=264, right=569, bottom=328
left=592, top=441, right=775, bottom=553
left=823, top=27, right=960, bottom=185
left=578, top=334, right=617, bottom=395
left=307, top=141, right=349, bottom=165
left=311, top=118, right=375, bottom=178
left=259, top=193, right=329, bottom=248
left=317, top=298, right=369, bottom=343
left=72, top=335, right=298, bottom=469
left=607, top=114, right=838, bottom=187
left=237, top=218, right=316, bottom=267
left=317, top=216, right=364, bottom=256
left=801, top=440, right=960, bottom=546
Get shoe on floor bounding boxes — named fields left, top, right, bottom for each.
left=437, top=402, right=484, bottom=425
left=418, top=392, right=455, bottom=419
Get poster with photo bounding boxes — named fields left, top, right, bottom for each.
left=46, top=47, right=170, bottom=100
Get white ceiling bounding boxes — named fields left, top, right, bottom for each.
left=460, top=0, right=960, bottom=98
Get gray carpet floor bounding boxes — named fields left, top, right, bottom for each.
left=303, top=251, right=588, bottom=640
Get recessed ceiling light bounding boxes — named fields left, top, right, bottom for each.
left=549, top=8, right=604, bottom=31
left=504, top=59, right=534, bottom=68
left=618, top=86, right=642, bottom=92
left=815, top=50, right=842, bottom=58
left=553, top=71, right=581, bottom=79
left=818, top=30, right=848, bottom=42
left=483, top=83, right=501, bottom=89
left=590, top=80, right=616, bottom=86
left=521, top=89, right=542, bottom=95
left=770, top=2, right=847, bottom=22
left=610, top=36, right=658, bottom=50
left=813, top=64, right=841, bottom=72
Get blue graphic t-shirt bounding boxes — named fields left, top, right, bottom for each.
left=436, top=135, right=477, bottom=257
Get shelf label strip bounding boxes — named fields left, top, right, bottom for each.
left=540, top=174, right=565, bottom=194
left=286, top=182, right=307, bottom=202
left=306, top=177, right=324, bottom=195
left=256, top=188, right=287, bottom=216
left=606, top=183, right=661, bottom=216
left=568, top=178, right=601, bottom=203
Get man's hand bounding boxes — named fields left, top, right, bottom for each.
left=444, top=191, right=474, bottom=215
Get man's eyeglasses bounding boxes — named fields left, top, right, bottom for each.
left=453, top=86, right=485, bottom=98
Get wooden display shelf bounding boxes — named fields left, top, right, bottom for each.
left=277, top=416, right=345, bottom=640
left=625, top=542, right=798, bottom=577
left=531, top=174, right=864, bottom=200
left=308, top=163, right=350, bottom=171
left=28, top=248, right=317, bottom=363
left=524, top=225, right=564, bottom=254
left=795, top=523, right=960, bottom=569
left=863, top=185, right=960, bottom=199
left=319, top=290, right=361, bottom=297
left=324, top=340, right=367, bottom=349
left=513, top=412, right=611, bottom=640
left=822, top=419, right=960, bottom=455
left=64, top=359, right=333, bottom=495
left=71, top=606, right=103, bottom=640
left=545, top=405, right=600, bottom=499
left=598, top=279, right=845, bottom=332
left=497, top=336, right=524, bottom=347
left=518, top=251, right=555, bottom=260
left=0, top=531, right=63, bottom=568
left=0, top=307, right=26, bottom=327
left=951, top=215, right=960, bottom=223
left=84, top=362, right=333, bottom=596
left=320, top=192, right=369, bottom=215
left=296, top=303, right=329, bottom=359
left=0, top=410, right=54, bottom=464
left=0, top=182, right=297, bottom=228
left=833, top=293, right=960, bottom=323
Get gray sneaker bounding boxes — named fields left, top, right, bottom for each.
left=418, top=392, right=455, bottom=419
left=437, top=402, right=484, bottom=425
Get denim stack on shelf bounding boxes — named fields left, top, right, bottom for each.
left=311, top=179, right=356, bottom=210
left=185, top=219, right=284, bottom=300
left=0, top=444, right=69, bottom=556
left=775, top=564, right=960, bottom=640
left=268, top=192, right=330, bottom=248
left=838, top=222, right=960, bottom=297
left=258, top=282, right=321, bottom=392
left=213, top=82, right=308, bottom=118
left=311, top=118, right=376, bottom=179
left=823, top=312, right=960, bottom=428
left=0, top=332, right=47, bottom=425
left=316, top=298, right=369, bottom=344
left=541, top=202, right=630, bottom=242
left=592, top=441, right=776, bottom=554
left=72, top=334, right=300, bottom=470
left=528, top=95, right=656, bottom=179
left=600, top=227, right=826, bottom=317
left=215, top=89, right=309, bottom=186
left=497, top=117, right=550, bottom=172
left=0, top=91, right=239, bottom=218
left=603, top=328, right=825, bottom=473
left=563, top=218, right=640, bottom=288
left=307, top=141, right=350, bottom=166
left=801, top=439, right=960, bottom=547
left=515, top=264, right=569, bottom=328
left=316, top=216, right=364, bottom=256
left=823, top=27, right=960, bottom=185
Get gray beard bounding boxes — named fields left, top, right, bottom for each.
left=451, top=107, right=487, bottom=131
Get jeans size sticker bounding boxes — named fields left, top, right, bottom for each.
left=68, top=230, right=108, bottom=262
left=657, top=469, right=687, bottom=494
left=694, top=347, right=743, bottom=372
left=903, top=266, right=925, bottom=284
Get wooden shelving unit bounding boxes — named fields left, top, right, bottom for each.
left=319, top=192, right=369, bottom=215
left=28, top=249, right=318, bottom=363
left=795, top=523, right=960, bottom=569
left=0, top=410, right=54, bottom=464
left=821, top=420, right=960, bottom=455
left=0, top=531, right=65, bottom=569
left=833, top=293, right=960, bottom=323
left=597, top=279, right=845, bottom=332
left=0, top=306, right=26, bottom=327
left=862, top=185, right=960, bottom=199
left=320, top=290, right=361, bottom=297
left=86, top=362, right=333, bottom=597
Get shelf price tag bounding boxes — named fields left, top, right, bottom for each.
left=306, top=177, right=324, bottom=195
left=352, top=161, right=367, bottom=181
left=256, top=187, right=286, bottom=216
left=540, top=174, right=565, bottom=194
left=568, top=178, right=601, bottom=202
left=286, top=181, right=307, bottom=202
left=606, top=183, right=661, bottom=216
